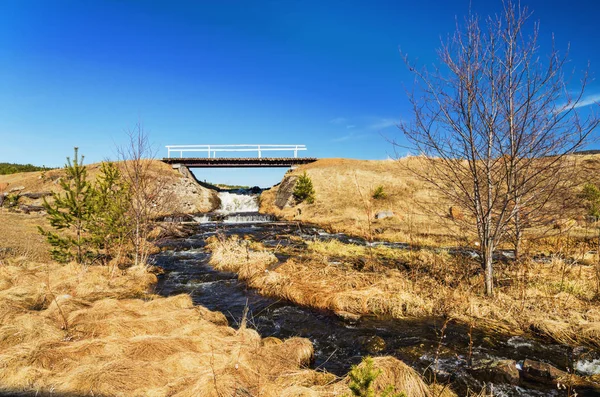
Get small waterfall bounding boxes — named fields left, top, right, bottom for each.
left=216, top=192, right=259, bottom=213
left=196, top=190, right=275, bottom=224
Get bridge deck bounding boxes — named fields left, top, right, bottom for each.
left=162, top=157, right=317, bottom=168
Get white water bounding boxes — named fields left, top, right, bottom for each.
left=575, top=358, right=600, bottom=376
left=223, top=213, right=275, bottom=224
left=194, top=191, right=274, bottom=224
left=193, top=214, right=211, bottom=223
left=216, top=192, right=259, bottom=214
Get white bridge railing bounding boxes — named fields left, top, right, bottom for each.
left=166, top=144, right=307, bottom=159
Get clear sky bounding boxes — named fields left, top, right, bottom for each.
left=1, top=0, right=599, bottom=186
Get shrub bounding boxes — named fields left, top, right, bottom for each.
left=347, top=357, right=406, bottom=397
left=581, top=182, right=600, bottom=219
left=372, top=185, right=386, bottom=200
left=6, top=193, right=20, bottom=208
left=293, top=171, right=315, bottom=204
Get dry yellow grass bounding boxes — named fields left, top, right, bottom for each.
left=209, top=235, right=600, bottom=351
left=261, top=158, right=458, bottom=245
left=0, top=256, right=319, bottom=396
left=0, top=256, right=444, bottom=396
left=0, top=212, right=50, bottom=262
left=261, top=155, right=600, bottom=249
left=0, top=236, right=443, bottom=396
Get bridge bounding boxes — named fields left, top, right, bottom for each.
left=162, top=144, right=317, bottom=168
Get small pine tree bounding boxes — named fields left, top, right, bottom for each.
left=293, top=171, right=315, bottom=204
left=39, top=148, right=95, bottom=264
left=347, top=357, right=406, bottom=397
left=348, top=357, right=381, bottom=397
left=372, top=185, right=386, bottom=200
left=89, top=162, right=132, bottom=266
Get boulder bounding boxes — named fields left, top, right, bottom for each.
left=521, top=359, right=567, bottom=384
left=21, top=191, right=52, bottom=199
left=375, top=210, right=394, bottom=220
left=470, top=359, right=520, bottom=385
left=19, top=205, right=45, bottom=214
left=362, top=335, right=386, bottom=354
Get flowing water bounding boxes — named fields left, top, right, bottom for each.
left=193, top=190, right=276, bottom=224
left=153, top=192, right=600, bottom=396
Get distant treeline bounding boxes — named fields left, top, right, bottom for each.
left=574, top=150, right=600, bottom=155
left=0, top=163, right=53, bottom=175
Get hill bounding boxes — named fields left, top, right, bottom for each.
left=260, top=156, right=599, bottom=246
left=0, top=160, right=220, bottom=257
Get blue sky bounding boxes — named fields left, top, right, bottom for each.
left=1, top=0, right=599, bottom=186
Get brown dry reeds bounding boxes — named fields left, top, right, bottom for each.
left=208, top=234, right=600, bottom=351
left=1, top=251, right=447, bottom=396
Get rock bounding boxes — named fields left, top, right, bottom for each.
left=8, top=186, right=25, bottom=193
left=21, top=191, right=52, bottom=199
left=334, top=310, right=361, bottom=324
left=19, top=205, right=45, bottom=214
left=449, top=206, right=463, bottom=220
left=521, top=359, right=600, bottom=391
left=521, top=359, right=567, bottom=384
left=168, top=164, right=220, bottom=213
left=470, top=359, right=520, bottom=385
left=274, top=175, right=298, bottom=209
left=374, top=210, right=394, bottom=220
left=362, top=335, right=386, bottom=354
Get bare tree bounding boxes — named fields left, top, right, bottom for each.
left=117, top=124, right=168, bottom=266
left=398, top=1, right=599, bottom=296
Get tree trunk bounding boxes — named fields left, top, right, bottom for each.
left=514, top=221, right=522, bottom=262
left=134, top=221, right=140, bottom=267
left=482, top=240, right=494, bottom=297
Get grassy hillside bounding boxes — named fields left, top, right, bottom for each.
left=261, top=158, right=457, bottom=245
left=261, top=156, right=599, bottom=247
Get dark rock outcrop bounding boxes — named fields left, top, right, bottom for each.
left=21, top=192, right=52, bottom=199
left=274, top=175, right=298, bottom=209
left=521, top=359, right=568, bottom=384
left=470, top=359, right=520, bottom=385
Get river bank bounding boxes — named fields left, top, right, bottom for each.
left=208, top=232, right=600, bottom=349
left=0, top=209, right=456, bottom=396
left=158, top=220, right=600, bottom=396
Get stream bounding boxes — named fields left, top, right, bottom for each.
left=152, top=191, right=600, bottom=396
